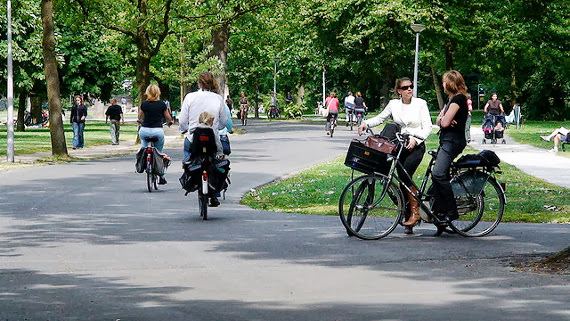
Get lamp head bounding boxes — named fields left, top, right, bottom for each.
left=410, top=23, right=426, bottom=33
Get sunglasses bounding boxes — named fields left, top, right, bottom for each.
left=399, top=85, right=414, bottom=91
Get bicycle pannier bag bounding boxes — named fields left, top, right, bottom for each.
left=135, top=147, right=146, bottom=173
left=478, top=150, right=500, bottom=167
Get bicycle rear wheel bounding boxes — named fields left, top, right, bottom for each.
left=449, top=173, right=504, bottom=237
left=339, top=174, right=404, bottom=240
left=146, top=159, right=153, bottom=192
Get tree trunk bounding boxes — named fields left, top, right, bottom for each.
left=30, top=95, right=42, bottom=124
left=431, top=66, right=444, bottom=110
left=135, top=54, right=151, bottom=107
left=510, top=64, right=518, bottom=108
left=41, top=0, right=67, bottom=156
left=16, top=92, right=26, bottom=132
left=445, top=40, right=454, bottom=71
left=210, top=24, right=229, bottom=96
left=296, top=84, right=305, bottom=105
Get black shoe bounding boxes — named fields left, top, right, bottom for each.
left=209, top=197, right=220, bottom=207
left=158, top=177, right=167, bottom=185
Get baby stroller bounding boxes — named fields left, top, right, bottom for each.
left=482, top=114, right=506, bottom=144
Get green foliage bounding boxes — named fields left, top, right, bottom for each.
left=282, top=103, right=309, bottom=119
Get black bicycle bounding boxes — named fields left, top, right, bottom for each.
left=143, top=137, right=159, bottom=193
left=339, top=131, right=505, bottom=240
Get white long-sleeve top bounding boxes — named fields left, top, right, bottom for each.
left=179, top=89, right=228, bottom=140
left=364, top=97, right=433, bottom=144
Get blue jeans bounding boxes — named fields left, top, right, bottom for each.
left=72, top=122, right=85, bottom=148
left=139, top=127, right=165, bottom=152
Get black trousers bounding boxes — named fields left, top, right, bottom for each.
left=397, top=142, right=426, bottom=188
left=431, top=140, right=466, bottom=215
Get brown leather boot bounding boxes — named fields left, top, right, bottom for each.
left=403, top=186, right=421, bottom=226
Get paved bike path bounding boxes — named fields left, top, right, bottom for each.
left=0, top=120, right=567, bottom=320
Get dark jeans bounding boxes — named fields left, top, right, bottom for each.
left=397, top=142, right=426, bottom=187
left=431, top=141, right=466, bottom=215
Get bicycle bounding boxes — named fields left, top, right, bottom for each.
left=329, top=118, right=337, bottom=137
left=180, top=127, right=230, bottom=220
left=239, top=104, right=248, bottom=126
left=339, top=131, right=505, bottom=240
left=346, top=109, right=356, bottom=131
left=142, top=137, right=160, bottom=193
left=354, top=108, right=366, bottom=126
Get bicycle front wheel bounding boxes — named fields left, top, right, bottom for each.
left=449, top=173, right=505, bottom=237
left=339, top=174, right=404, bottom=240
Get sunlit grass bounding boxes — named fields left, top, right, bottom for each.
left=242, top=126, right=570, bottom=223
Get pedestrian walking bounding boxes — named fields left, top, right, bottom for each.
left=70, top=95, right=88, bottom=149
left=105, top=98, right=124, bottom=145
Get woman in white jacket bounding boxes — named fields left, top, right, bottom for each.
left=358, top=77, right=433, bottom=234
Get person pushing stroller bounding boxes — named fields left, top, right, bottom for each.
left=482, top=93, right=506, bottom=144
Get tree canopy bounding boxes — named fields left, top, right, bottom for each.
left=0, top=0, right=568, bottom=119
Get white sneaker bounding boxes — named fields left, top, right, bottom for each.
left=549, top=148, right=558, bottom=153
left=540, top=135, right=550, bottom=142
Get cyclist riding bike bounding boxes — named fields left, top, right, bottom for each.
left=138, top=84, right=173, bottom=185
left=344, top=91, right=355, bottom=125
left=325, top=92, right=339, bottom=135
left=238, top=91, right=249, bottom=126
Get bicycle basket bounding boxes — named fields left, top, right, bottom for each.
left=344, top=140, right=392, bottom=174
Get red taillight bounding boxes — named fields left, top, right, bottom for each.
left=199, top=135, right=210, bottom=142
left=202, top=171, right=208, bottom=180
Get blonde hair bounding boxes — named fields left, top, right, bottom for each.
left=199, top=111, right=215, bottom=126
left=145, top=84, right=161, bottom=101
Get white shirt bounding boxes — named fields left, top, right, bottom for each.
left=179, top=89, right=228, bottom=141
left=364, top=97, right=433, bottom=144
left=344, top=95, right=355, bottom=106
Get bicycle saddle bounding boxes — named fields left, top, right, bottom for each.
left=144, top=137, right=159, bottom=143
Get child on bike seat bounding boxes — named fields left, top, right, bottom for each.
left=191, top=112, right=224, bottom=158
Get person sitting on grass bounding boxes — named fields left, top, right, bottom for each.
left=540, top=127, right=570, bottom=152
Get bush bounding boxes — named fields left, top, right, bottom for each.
left=282, top=103, right=309, bottom=119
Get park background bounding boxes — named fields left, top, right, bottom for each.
left=0, top=0, right=568, bottom=127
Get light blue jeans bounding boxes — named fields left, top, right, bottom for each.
left=139, top=127, right=165, bottom=152
left=72, top=122, right=85, bottom=148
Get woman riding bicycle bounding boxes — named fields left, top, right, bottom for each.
left=138, top=84, right=173, bottom=184
left=325, top=92, right=339, bottom=135
left=179, top=72, right=229, bottom=205
left=238, top=92, right=249, bottom=126
left=358, top=77, right=432, bottom=234
left=433, top=70, right=469, bottom=221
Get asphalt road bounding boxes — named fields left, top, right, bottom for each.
left=0, top=119, right=568, bottom=320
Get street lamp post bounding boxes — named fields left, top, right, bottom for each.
left=410, top=23, right=426, bottom=98
left=273, top=57, right=279, bottom=101
left=6, top=0, right=15, bottom=162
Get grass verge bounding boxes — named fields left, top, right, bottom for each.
left=242, top=128, right=570, bottom=223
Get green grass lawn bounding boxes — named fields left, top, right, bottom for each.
left=0, top=121, right=140, bottom=157
left=243, top=126, right=570, bottom=224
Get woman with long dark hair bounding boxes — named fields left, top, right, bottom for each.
left=432, top=70, right=469, bottom=221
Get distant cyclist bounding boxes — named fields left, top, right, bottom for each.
left=325, top=92, right=339, bottom=135
left=238, top=92, right=249, bottom=126
left=344, top=91, right=355, bottom=124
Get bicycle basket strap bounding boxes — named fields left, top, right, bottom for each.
left=365, top=135, right=397, bottom=155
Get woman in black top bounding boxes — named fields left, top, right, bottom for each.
left=432, top=70, right=469, bottom=221
left=353, top=91, right=367, bottom=113
left=138, top=84, right=172, bottom=153
left=70, top=95, right=88, bottom=149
